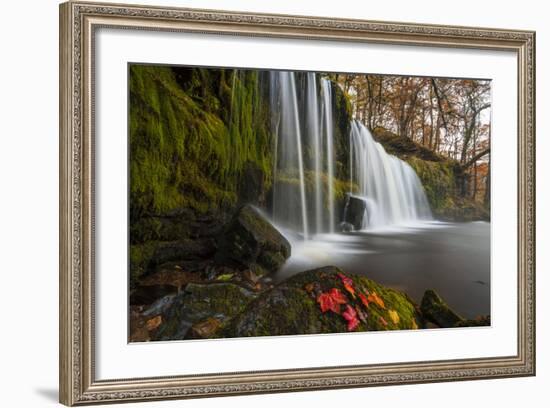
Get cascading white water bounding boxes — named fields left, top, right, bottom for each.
left=306, top=73, right=323, bottom=234
left=349, top=120, right=432, bottom=229
left=271, top=72, right=338, bottom=238
left=271, top=72, right=431, bottom=237
left=321, top=79, right=336, bottom=233
left=275, top=72, right=309, bottom=239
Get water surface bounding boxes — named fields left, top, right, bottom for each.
left=276, top=221, right=490, bottom=319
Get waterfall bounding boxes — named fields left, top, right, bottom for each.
left=271, top=72, right=338, bottom=238
left=270, top=71, right=431, bottom=237
left=272, top=72, right=309, bottom=239
left=321, top=79, right=336, bottom=233
left=306, top=73, right=323, bottom=234
left=349, top=120, right=432, bottom=229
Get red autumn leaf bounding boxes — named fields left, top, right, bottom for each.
left=337, top=273, right=356, bottom=299
left=342, top=305, right=360, bottom=331
left=328, top=288, right=347, bottom=304
left=337, top=273, right=354, bottom=287
left=317, top=293, right=338, bottom=313
left=317, top=288, right=347, bottom=314
left=359, top=293, right=370, bottom=308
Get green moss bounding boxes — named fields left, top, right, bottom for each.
left=406, top=156, right=489, bottom=221
left=421, top=289, right=463, bottom=327
left=275, top=170, right=355, bottom=208
left=129, top=65, right=273, bottom=218
left=225, top=266, right=422, bottom=337
left=129, top=241, right=159, bottom=286
left=153, top=282, right=258, bottom=340
left=370, top=127, right=489, bottom=221
left=407, top=157, right=457, bottom=211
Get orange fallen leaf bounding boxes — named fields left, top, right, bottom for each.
left=191, top=318, right=221, bottom=338
left=368, top=292, right=386, bottom=309
left=145, top=315, right=162, bottom=331
left=344, top=283, right=356, bottom=299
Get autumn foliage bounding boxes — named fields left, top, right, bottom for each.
left=316, top=272, right=401, bottom=332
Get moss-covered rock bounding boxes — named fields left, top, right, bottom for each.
left=153, top=282, right=258, bottom=340
left=224, top=266, right=423, bottom=337
left=420, top=289, right=463, bottom=328
left=372, top=127, right=445, bottom=162
left=216, top=205, right=291, bottom=276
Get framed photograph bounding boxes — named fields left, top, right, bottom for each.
left=59, top=1, right=535, bottom=405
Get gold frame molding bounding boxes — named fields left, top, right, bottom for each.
left=59, top=1, right=536, bottom=405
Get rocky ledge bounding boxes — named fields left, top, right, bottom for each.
left=131, top=265, right=490, bottom=341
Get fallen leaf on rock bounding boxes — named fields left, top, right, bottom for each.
left=359, top=293, right=370, bottom=308
left=191, top=318, right=222, bottom=338
left=216, top=273, right=234, bottom=282
left=388, top=309, right=400, bottom=325
left=328, top=288, right=347, bottom=304
left=342, top=305, right=360, bottom=331
left=317, top=288, right=348, bottom=314
left=344, top=283, right=356, bottom=299
left=368, top=292, right=386, bottom=309
left=337, top=273, right=354, bottom=287
left=145, top=315, right=162, bottom=331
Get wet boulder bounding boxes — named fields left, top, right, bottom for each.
left=420, top=289, right=464, bottom=328
left=343, top=195, right=367, bottom=230
left=225, top=266, right=422, bottom=338
left=339, top=222, right=354, bottom=233
left=152, top=282, right=257, bottom=340
left=216, top=205, right=291, bottom=276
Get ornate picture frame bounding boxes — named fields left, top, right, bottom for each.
left=59, top=1, right=535, bottom=405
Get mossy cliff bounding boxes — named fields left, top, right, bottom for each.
left=130, top=65, right=273, bottom=220
left=372, top=127, right=489, bottom=221
left=129, top=65, right=276, bottom=284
